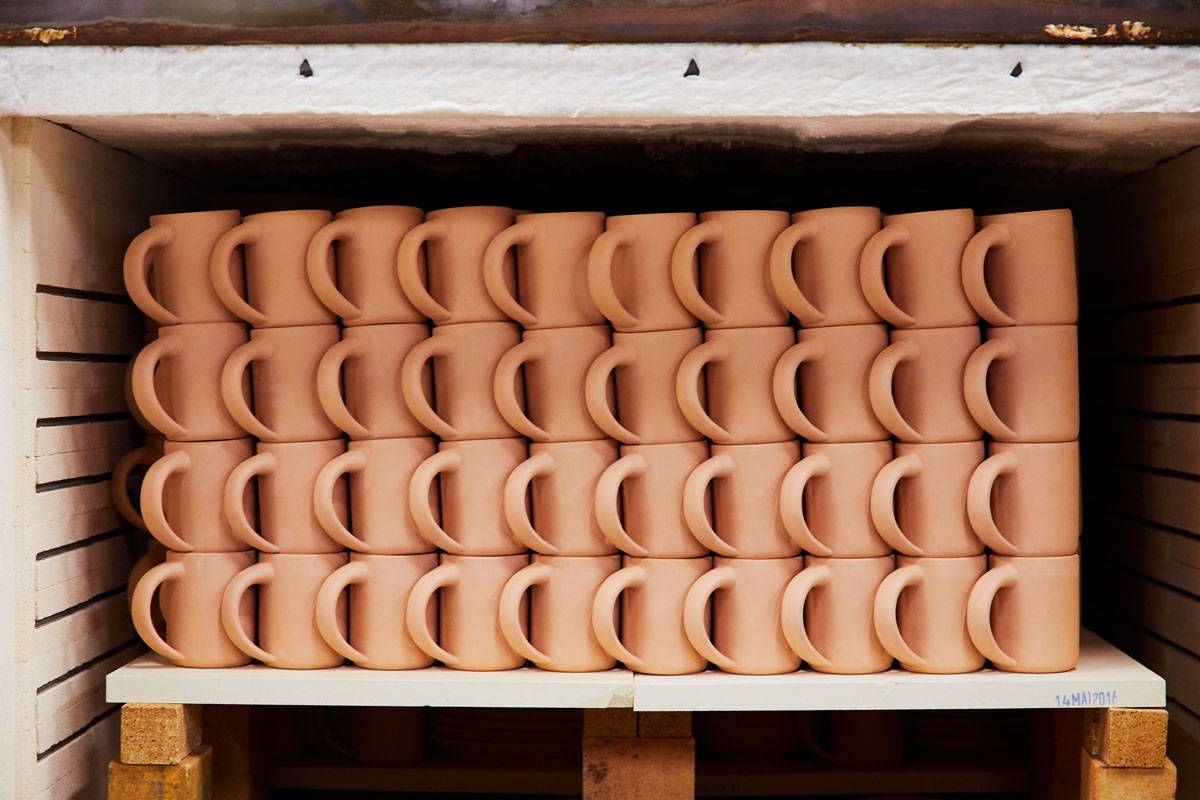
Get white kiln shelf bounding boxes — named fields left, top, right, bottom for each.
left=107, top=630, right=1162, bottom=711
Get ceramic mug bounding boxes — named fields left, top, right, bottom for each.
left=782, top=555, right=894, bottom=674
left=406, top=553, right=530, bottom=671
left=967, top=554, right=1080, bottom=673
left=587, top=212, right=697, bottom=332
left=967, top=441, right=1081, bottom=557
left=670, top=210, right=790, bottom=329
left=769, top=206, right=882, bottom=327
left=125, top=339, right=158, bottom=434
left=483, top=211, right=606, bottom=329
left=131, top=550, right=256, bottom=668
left=499, top=554, right=621, bottom=672
left=676, top=326, right=795, bottom=445
left=869, top=325, right=982, bottom=443
left=210, top=209, right=336, bottom=328
left=683, top=556, right=803, bottom=675
left=780, top=441, right=893, bottom=558
left=222, top=552, right=349, bottom=669
left=493, top=325, right=610, bottom=442
left=124, top=210, right=243, bottom=325
left=314, top=437, right=438, bottom=555
left=585, top=327, right=704, bottom=445
left=872, top=555, right=986, bottom=674
left=504, top=440, right=619, bottom=556
left=961, top=209, right=1077, bottom=326
left=305, top=205, right=425, bottom=325
left=592, top=556, right=711, bottom=675
left=870, top=442, right=985, bottom=557
left=221, top=324, right=343, bottom=443
left=130, top=322, right=248, bottom=441
left=315, top=552, right=438, bottom=670
left=111, top=437, right=164, bottom=530
left=683, top=441, right=801, bottom=558
left=317, top=323, right=431, bottom=440
left=858, top=208, right=977, bottom=328
left=964, top=324, right=1080, bottom=443
left=140, top=438, right=256, bottom=552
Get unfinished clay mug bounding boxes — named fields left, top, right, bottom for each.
left=967, top=441, right=1081, bottom=557
left=111, top=436, right=164, bottom=530
left=141, top=438, right=256, bottom=552
left=869, top=326, right=982, bottom=443
left=780, top=441, right=893, bottom=558
left=588, top=212, right=697, bottom=332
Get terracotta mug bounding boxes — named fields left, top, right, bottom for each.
left=483, top=211, right=606, bottom=329
left=305, top=205, right=425, bottom=325
left=409, top=438, right=527, bottom=556
left=315, top=552, right=438, bottom=670
left=396, top=205, right=514, bottom=324
left=314, top=437, right=438, bottom=555
left=769, top=206, right=882, bottom=327
left=494, top=325, right=610, bottom=442
left=222, top=552, right=349, bottom=669
left=406, top=553, right=530, bottom=670
left=210, top=209, right=336, bottom=328
left=869, top=326, right=982, bottom=443
left=130, top=322, right=248, bottom=441
left=967, top=441, right=1081, bottom=557
left=401, top=321, right=522, bottom=440
left=963, top=324, right=1080, bottom=443
left=127, top=540, right=167, bottom=623
left=782, top=555, right=894, bottom=674
left=772, top=324, right=890, bottom=443
left=504, top=440, right=618, bottom=556
left=224, top=439, right=347, bottom=554
left=111, top=437, right=164, bottom=530
left=585, top=327, right=703, bottom=445
left=140, top=438, right=256, bottom=552
left=683, top=441, right=801, bottom=558
left=961, top=209, right=1077, bottom=326
left=317, top=323, right=431, bottom=440
left=595, top=442, right=710, bottom=558
left=499, top=554, right=621, bottom=672
left=967, top=554, right=1080, bottom=673
left=870, top=442, right=985, bottom=558
left=670, top=210, right=790, bottom=329
left=132, top=550, right=255, bottom=668
left=125, top=339, right=158, bottom=433
left=683, top=556, right=803, bottom=675
left=124, top=210, right=243, bottom=325
left=591, top=556, right=711, bottom=675
left=221, top=324, right=342, bottom=443
left=780, top=441, right=893, bottom=558
left=872, top=555, right=986, bottom=674
left=587, top=212, right=697, bottom=332
left=676, top=326, right=795, bottom=445
left=858, top=208, right=977, bottom=328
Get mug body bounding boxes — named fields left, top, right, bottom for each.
left=242, top=210, right=337, bottom=327
left=692, top=210, right=790, bottom=328
left=258, top=552, right=349, bottom=669
left=609, top=328, right=704, bottom=444
left=876, top=209, right=977, bottom=328
left=783, top=206, right=882, bottom=327
left=792, top=555, right=894, bottom=674
left=154, top=550, right=256, bottom=667
left=327, top=205, right=425, bottom=325
left=510, top=211, right=606, bottom=329
left=595, top=212, right=697, bottom=332
left=886, top=326, right=982, bottom=443
left=795, top=324, right=890, bottom=442
left=247, top=324, right=343, bottom=442
left=619, top=556, right=712, bottom=675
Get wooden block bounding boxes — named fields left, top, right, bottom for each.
left=638, top=711, right=692, bottom=738
left=584, top=708, right=637, bottom=738
left=120, top=703, right=202, bottom=765
left=109, top=745, right=212, bottom=800
left=583, top=737, right=694, bottom=800
left=1081, top=750, right=1176, bottom=800
left=1086, top=708, right=1170, bottom=767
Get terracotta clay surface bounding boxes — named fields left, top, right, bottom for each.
left=780, top=440, right=892, bottom=558
left=968, top=440, right=1081, bottom=557
left=588, top=212, right=697, bottom=332
left=783, top=555, right=894, bottom=674
left=112, top=436, right=164, bottom=530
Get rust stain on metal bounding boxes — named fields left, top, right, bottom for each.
left=21, top=25, right=76, bottom=44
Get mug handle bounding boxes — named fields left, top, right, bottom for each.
left=314, top=450, right=372, bottom=553
left=587, top=227, right=639, bottom=329
left=396, top=219, right=452, bottom=322
left=780, top=565, right=835, bottom=671
left=590, top=565, right=646, bottom=671
left=400, top=336, right=458, bottom=440
left=682, top=565, right=737, bottom=672
left=771, top=340, right=828, bottom=441
left=210, top=220, right=269, bottom=326
left=769, top=219, right=824, bottom=324
left=140, top=449, right=196, bottom=552
left=963, top=338, right=1019, bottom=440
left=130, top=560, right=186, bottom=663
left=869, top=454, right=926, bottom=556
left=315, top=559, right=370, bottom=666
left=498, top=562, right=553, bottom=667
left=594, top=454, right=650, bottom=557
left=405, top=562, right=460, bottom=666
left=316, top=337, right=373, bottom=439
left=669, top=220, right=725, bottom=325
left=306, top=217, right=362, bottom=320
left=675, top=339, right=731, bottom=443
left=682, top=454, right=739, bottom=557
left=221, top=561, right=277, bottom=665
left=493, top=340, right=549, bottom=441
left=584, top=344, right=641, bottom=444
left=408, top=450, right=464, bottom=553
left=223, top=452, right=279, bottom=553
left=779, top=454, right=834, bottom=557
left=967, top=452, right=1021, bottom=555
left=482, top=221, right=538, bottom=326
left=220, top=338, right=278, bottom=441
left=961, top=222, right=1015, bottom=326
left=858, top=223, right=916, bottom=327
left=966, top=564, right=1020, bottom=670
left=123, top=224, right=179, bottom=325
left=503, top=452, right=558, bottom=554
left=130, top=336, right=189, bottom=440
left=111, top=443, right=158, bottom=530
left=872, top=564, right=928, bottom=669
left=867, top=339, right=923, bottom=442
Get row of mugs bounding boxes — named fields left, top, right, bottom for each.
left=115, top=435, right=1079, bottom=558
left=131, top=550, right=1080, bottom=675
left=126, top=206, right=1075, bottom=334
